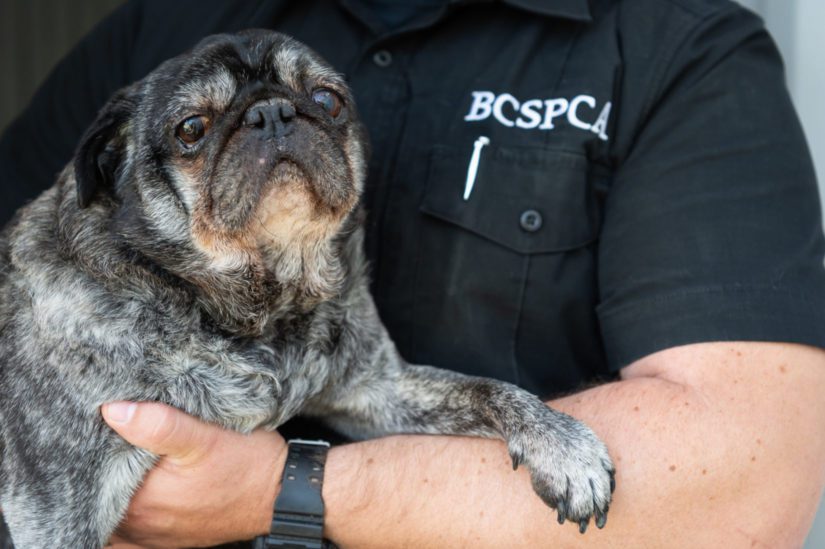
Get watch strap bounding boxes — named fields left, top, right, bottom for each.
left=254, top=439, right=331, bottom=549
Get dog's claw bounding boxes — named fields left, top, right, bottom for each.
left=579, top=518, right=589, bottom=534
left=556, top=501, right=567, bottom=524
left=511, top=451, right=523, bottom=470
left=610, top=473, right=616, bottom=494
left=595, top=510, right=607, bottom=529
left=588, top=478, right=607, bottom=529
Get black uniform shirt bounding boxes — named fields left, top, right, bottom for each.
left=2, top=0, right=824, bottom=399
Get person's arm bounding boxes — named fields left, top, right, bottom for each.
left=103, top=340, right=825, bottom=548
left=322, top=341, right=825, bottom=548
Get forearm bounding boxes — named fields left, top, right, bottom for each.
left=323, top=378, right=692, bottom=548
left=322, top=343, right=825, bottom=548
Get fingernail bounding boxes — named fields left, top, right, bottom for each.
left=106, top=402, right=137, bottom=424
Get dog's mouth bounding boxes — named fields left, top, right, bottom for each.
left=256, top=148, right=348, bottom=212
left=270, top=157, right=306, bottom=183
left=251, top=158, right=341, bottom=249
left=257, top=156, right=329, bottom=218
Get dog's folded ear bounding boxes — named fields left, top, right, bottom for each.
left=73, top=86, right=139, bottom=208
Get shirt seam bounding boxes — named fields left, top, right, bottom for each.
left=510, top=254, right=530, bottom=387
left=597, top=284, right=825, bottom=318
left=657, top=0, right=731, bottom=19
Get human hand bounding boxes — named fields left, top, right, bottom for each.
left=101, top=402, right=286, bottom=549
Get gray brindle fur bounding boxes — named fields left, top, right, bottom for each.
left=0, top=31, right=614, bottom=548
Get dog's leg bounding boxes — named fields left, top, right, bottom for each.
left=144, top=343, right=284, bottom=434
left=309, top=358, right=615, bottom=531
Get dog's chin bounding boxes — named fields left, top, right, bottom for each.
left=189, top=160, right=346, bottom=271
left=252, top=160, right=343, bottom=251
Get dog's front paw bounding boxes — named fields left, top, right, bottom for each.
left=508, top=413, right=615, bottom=533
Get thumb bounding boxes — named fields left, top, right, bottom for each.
left=101, top=401, right=217, bottom=462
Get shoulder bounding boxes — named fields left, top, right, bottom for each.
left=604, top=0, right=752, bottom=25
left=594, top=0, right=767, bottom=65
left=590, top=0, right=778, bottom=157
left=590, top=0, right=771, bottom=89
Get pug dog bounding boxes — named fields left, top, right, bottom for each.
left=0, top=30, right=614, bottom=548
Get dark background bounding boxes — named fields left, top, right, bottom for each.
left=0, top=0, right=124, bottom=133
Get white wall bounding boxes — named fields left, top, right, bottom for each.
left=793, top=0, right=825, bottom=218
left=794, top=5, right=825, bottom=549
left=738, top=2, right=825, bottom=547
left=740, top=0, right=825, bottom=217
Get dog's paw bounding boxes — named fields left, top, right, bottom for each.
left=508, top=413, right=615, bottom=533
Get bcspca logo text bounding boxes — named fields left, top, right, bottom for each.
left=464, top=91, right=612, bottom=141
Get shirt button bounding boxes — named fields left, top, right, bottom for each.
left=373, top=50, right=393, bottom=68
left=520, top=210, right=543, bottom=232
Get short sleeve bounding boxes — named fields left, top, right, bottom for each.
left=597, top=5, right=825, bottom=370
left=0, top=0, right=143, bottom=227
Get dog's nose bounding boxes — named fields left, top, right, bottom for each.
left=243, top=99, right=296, bottom=137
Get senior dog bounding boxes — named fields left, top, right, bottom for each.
left=0, top=31, right=614, bottom=548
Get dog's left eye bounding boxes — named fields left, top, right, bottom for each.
left=312, top=88, right=343, bottom=118
left=176, top=115, right=211, bottom=145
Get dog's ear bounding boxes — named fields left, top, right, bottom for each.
left=73, top=87, right=139, bottom=208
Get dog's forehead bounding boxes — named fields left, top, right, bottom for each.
left=265, top=38, right=341, bottom=90
left=173, top=66, right=238, bottom=113
left=161, top=32, right=342, bottom=114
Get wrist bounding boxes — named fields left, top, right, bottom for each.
left=252, top=433, right=289, bottom=538
left=256, top=439, right=338, bottom=548
left=321, top=442, right=367, bottom=543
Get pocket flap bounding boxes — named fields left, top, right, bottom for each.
left=420, top=144, right=599, bottom=254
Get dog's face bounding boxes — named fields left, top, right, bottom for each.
left=76, top=30, right=366, bottom=260
left=69, top=31, right=368, bottom=333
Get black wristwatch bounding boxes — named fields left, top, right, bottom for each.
left=254, top=439, right=335, bottom=549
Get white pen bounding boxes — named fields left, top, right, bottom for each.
left=463, top=136, right=490, bottom=201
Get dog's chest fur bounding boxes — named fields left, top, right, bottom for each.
left=0, top=182, right=369, bottom=437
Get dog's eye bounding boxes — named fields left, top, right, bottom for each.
left=311, top=88, right=343, bottom=118
left=176, top=115, right=211, bottom=145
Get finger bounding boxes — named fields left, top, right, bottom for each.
left=101, top=401, right=218, bottom=462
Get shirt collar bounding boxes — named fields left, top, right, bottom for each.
left=495, top=0, right=592, bottom=21
left=340, top=0, right=592, bottom=37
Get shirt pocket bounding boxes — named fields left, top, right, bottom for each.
left=410, top=142, right=603, bottom=392
left=420, top=144, right=599, bottom=253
